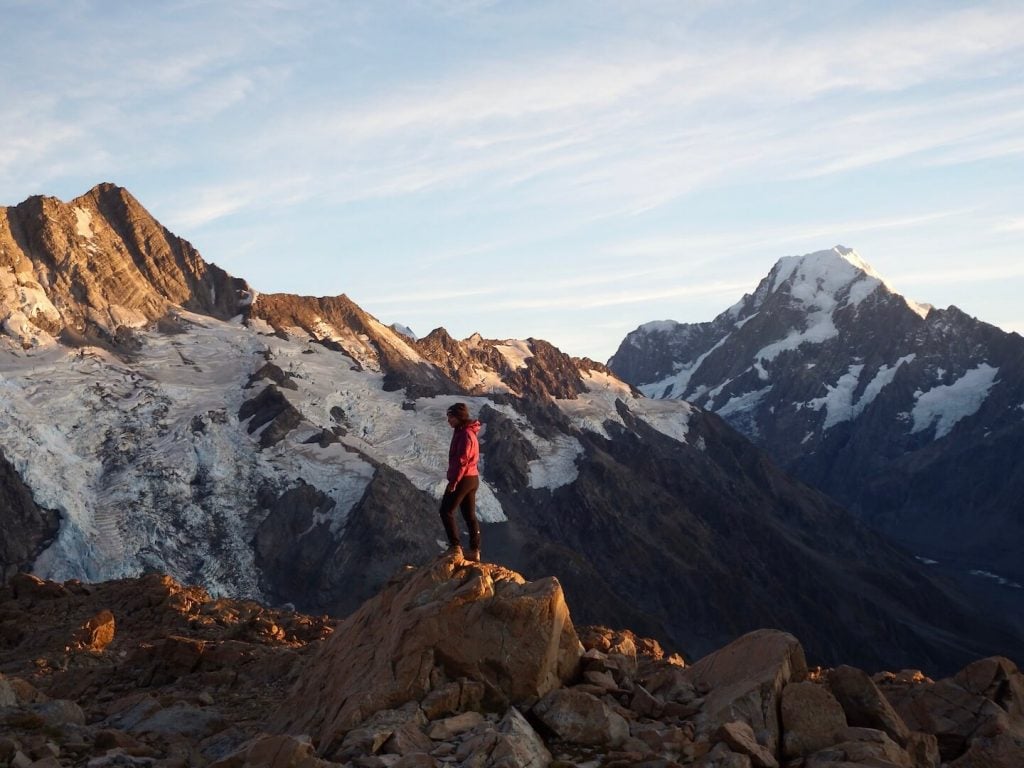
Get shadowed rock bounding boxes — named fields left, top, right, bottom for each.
left=272, top=552, right=582, bottom=753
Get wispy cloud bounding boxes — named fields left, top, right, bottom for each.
left=2, top=1, right=1023, bottom=359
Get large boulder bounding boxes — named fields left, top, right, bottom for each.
left=828, top=665, right=910, bottom=747
left=683, top=629, right=807, bottom=756
left=273, top=552, right=582, bottom=753
left=531, top=688, right=629, bottom=746
left=949, top=733, right=1024, bottom=768
left=953, top=657, right=1024, bottom=720
left=884, top=656, right=1024, bottom=763
left=781, top=680, right=847, bottom=758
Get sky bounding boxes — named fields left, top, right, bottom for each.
left=1, top=1, right=1022, bottom=361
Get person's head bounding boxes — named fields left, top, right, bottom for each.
left=446, top=402, right=471, bottom=428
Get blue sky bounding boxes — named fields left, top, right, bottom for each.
left=2, top=1, right=1022, bottom=360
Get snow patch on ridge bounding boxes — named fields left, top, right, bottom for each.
left=911, top=363, right=999, bottom=439
left=806, top=365, right=865, bottom=429
left=494, top=340, right=533, bottom=370
left=560, top=369, right=692, bottom=445
left=716, top=386, right=772, bottom=419
left=805, top=355, right=917, bottom=431
left=640, top=333, right=732, bottom=400
left=74, top=207, right=94, bottom=239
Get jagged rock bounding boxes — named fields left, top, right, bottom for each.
left=905, top=731, right=940, bottom=768
left=381, top=720, right=434, bottom=757
left=273, top=554, right=582, bottom=752
left=338, top=706, right=428, bottom=759
left=8, top=572, right=69, bottom=601
left=0, top=451, right=61, bottom=582
left=952, top=657, right=1024, bottom=719
left=485, top=707, right=552, bottom=768
left=948, top=733, right=1024, bottom=767
left=629, top=684, right=664, bottom=719
left=816, top=726, right=913, bottom=766
left=531, top=688, right=629, bottom=746
left=887, top=677, right=1013, bottom=760
left=683, top=629, right=807, bottom=756
left=696, top=741, right=753, bottom=767
left=392, top=755, right=435, bottom=768
left=30, top=699, right=86, bottom=727
left=426, top=711, right=484, bottom=741
left=209, top=734, right=320, bottom=768
left=827, top=665, right=910, bottom=748
left=132, top=702, right=228, bottom=739
left=72, top=609, right=116, bottom=651
left=0, top=675, right=16, bottom=707
left=237, top=385, right=304, bottom=448
left=716, top=721, right=778, bottom=768
left=781, top=680, right=847, bottom=758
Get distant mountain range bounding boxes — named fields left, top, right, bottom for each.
left=1, top=188, right=1020, bottom=673
left=608, top=246, right=1024, bottom=585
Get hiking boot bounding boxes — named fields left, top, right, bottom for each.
left=446, top=544, right=463, bottom=559
left=466, top=548, right=481, bottom=563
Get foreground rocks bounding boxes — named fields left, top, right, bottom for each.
left=1, top=556, right=1023, bottom=767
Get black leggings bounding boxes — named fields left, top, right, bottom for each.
left=439, top=475, right=480, bottom=550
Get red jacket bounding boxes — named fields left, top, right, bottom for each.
left=447, top=421, right=481, bottom=486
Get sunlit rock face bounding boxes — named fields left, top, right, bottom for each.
left=0, top=190, right=1021, bottom=676
left=610, top=246, right=1024, bottom=582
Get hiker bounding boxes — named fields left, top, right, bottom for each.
left=440, top=402, right=481, bottom=562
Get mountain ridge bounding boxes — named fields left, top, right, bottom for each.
left=608, top=246, right=1024, bottom=584
left=1, top=187, right=1021, bottom=675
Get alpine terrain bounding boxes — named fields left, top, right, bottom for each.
left=608, top=246, right=1024, bottom=591
left=1, top=188, right=1021, bottom=676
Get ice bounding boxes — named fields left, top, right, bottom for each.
left=494, top=340, right=533, bottom=370
left=638, top=319, right=680, bottom=334
left=74, top=206, right=94, bottom=239
left=640, top=333, right=732, bottom=400
left=563, top=368, right=692, bottom=444
left=806, top=364, right=865, bottom=429
left=911, top=363, right=999, bottom=439
left=716, top=386, right=772, bottom=419
left=806, top=355, right=917, bottom=431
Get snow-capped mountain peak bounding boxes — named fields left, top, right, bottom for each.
left=609, top=246, right=1024, bottom=586
left=768, top=245, right=928, bottom=319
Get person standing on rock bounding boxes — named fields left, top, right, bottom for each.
left=440, top=402, right=482, bottom=562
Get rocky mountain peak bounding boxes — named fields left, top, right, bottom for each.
left=0, top=183, right=250, bottom=351
left=759, top=245, right=928, bottom=320
left=609, top=245, right=1024, bottom=587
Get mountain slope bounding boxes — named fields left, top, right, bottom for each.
left=0, top=192, right=1020, bottom=674
left=608, top=246, right=1024, bottom=582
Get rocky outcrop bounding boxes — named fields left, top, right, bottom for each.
left=273, top=551, right=582, bottom=754
left=0, top=571, right=332, bottom=767
left=0, top=449, right=60, bottom=582
left=0, top=183, right=249, bottom=348
left=248, top=293, right=456, bottom=397
left=880, top=657, right=1024, bottom=763
left=415, top=329, right=587, bottom=400
left=2, top=565, right=1023, bottom=768
left=682, top=629, right=807, bottom=756
left=237, top=384, right=304, bottom=448
left=254, top=465, right=441, bottom=617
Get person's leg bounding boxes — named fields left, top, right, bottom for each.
left=438, top=488, right=461, bottom=549
left=458, top=476, right=481, bottom=556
